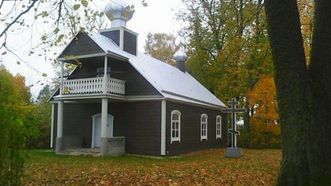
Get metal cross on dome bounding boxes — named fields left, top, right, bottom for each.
left=222, top=98, right=245, bottom=148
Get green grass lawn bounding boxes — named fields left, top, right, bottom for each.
left=23, top=149, right=281, bottom=185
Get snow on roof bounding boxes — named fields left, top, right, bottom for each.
left=87, top=32, right=225, bottom=108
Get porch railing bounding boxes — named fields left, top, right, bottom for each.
left=63, top=77, right=125, bottom=95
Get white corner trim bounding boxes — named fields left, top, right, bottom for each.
left=161, top=100, right=166, bottom=155
left=119, top=27, right=124, bottom=50
left=50, top=103, right=55, bottom=148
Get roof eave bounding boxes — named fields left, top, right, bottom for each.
left=57, top=51, right=128, bottom=62
left=162, top=91, right=225, bottom=110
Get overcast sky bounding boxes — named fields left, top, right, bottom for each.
left=0, top=0, right=184, bottom=98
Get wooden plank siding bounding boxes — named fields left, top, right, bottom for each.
left=59, top=32, right=104, bottom=58
left=112, top=101, right=161, bottom=155
left=63, top=103, right=100, bottom=148
left=165, top=101, right=227, bottom=155
left=123, top=30, right=137, bottom=55
left=53, top=101, right=162, bottom=156
left=101, top=30, right=120, bottom=46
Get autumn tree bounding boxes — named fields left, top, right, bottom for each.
left=265, top=0, right=331, bottom=184
left=179, top=0, right=273, bottom=132
left=144, top=33, right=179, bottom=65
left=0, top=66, right=38, bottom=185
left=29, top=85, right=53, bottom=148
left=243, top=75, right=280, bottom=148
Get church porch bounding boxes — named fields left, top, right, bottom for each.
left=51, top=98, right=126, bottom=156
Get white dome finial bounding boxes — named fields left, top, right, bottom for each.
left=173, top=48, right=187, bottom=63
left=104, top=0, right=135, bottom=28
left=173, top=48, right=187, bottom=72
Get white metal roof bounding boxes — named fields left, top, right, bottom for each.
left=88, top=32, right=226, bottom=108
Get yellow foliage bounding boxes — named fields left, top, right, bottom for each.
left=298, top=0, right=314, bottom=64
left=246, top=75, right=281, bottom=148
left=247, top=75, right=278, bottom=122
left=23, top=149, right=281, bottom=185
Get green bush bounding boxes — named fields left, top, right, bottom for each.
left=0, top=66, right=38, bottom=185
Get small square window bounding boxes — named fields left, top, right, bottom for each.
left=97, top=67, right=111, bottom=77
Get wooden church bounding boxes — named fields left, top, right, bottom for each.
left=49, top=1, right=227, bottom=156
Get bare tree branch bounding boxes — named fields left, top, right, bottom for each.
left=0, top=0, right=38, bottom=39
left=3, top=43, right=52, bottom=83
left=56, top=0, right=64, bottom=24
left=0, top=0, right=4, bottom=10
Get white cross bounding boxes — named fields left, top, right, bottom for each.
left=222, top=98, right=245, bottom=148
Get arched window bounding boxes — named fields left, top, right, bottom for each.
left=171, top=110, right=181, bottom=143
left=200, top=114, right=208, bottom=140
left=216, top=115, right=222, bottom=139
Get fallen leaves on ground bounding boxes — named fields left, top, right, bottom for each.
left=23, top=149, right=281, bottom=185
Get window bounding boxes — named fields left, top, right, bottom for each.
left=171, top=110, right=181, bottom=143
left=97, top=67, right=111, bottom=77
left=200, top=114, right=208, bottom=140
left=216, top=115, right=222, bottom=139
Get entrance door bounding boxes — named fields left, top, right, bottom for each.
left=92, top=114, right=114, bottom=148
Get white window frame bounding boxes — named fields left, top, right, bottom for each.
left=171, top=110, right=181, bottom=143
left=200, top=114, right=208, bottom=140
left=216, top=115, right=222, bottom=139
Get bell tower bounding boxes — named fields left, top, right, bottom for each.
left=100, top=0, right=137, bottom=55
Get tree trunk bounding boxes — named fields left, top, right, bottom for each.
left=264, top=0, right=311, bottom=185
left=265, top=0, right=331, bottom=185
left=308, top=0, right=331, bottom=184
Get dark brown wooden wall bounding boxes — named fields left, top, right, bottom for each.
left=62, top=103, right=100, bottom=147
left=101, top=30, right=120, bottom=46
left=111, top=101, right=161, bottom=155
left=123, top=31, right=137, bottom=55
left=53, top=101, right=161, bottom=156
left=60, top=32, right=103, bottom=58
left=166, top=101, right=227, bottom=155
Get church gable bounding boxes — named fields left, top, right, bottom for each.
left=59, top=32, right=104, bottom=58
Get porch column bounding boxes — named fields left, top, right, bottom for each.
left=103, top=56, right=108, bottom=94
left=56, top=101, right=64, bottom=153
left=100, top=98, right=108, bottom=156
left=60, top=61, right=64, bottom=95
left=50, top=103, right=55, bottom=148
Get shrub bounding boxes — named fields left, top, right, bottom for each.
left=0, top=66, right=38, bottom=185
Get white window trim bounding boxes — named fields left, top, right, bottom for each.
left=171, top=110, right=181, bottom=144
left=200, top=114, right=208, bottom=141
left=216, top=115, right=222, bottom=139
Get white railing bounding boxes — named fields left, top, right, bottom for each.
left=107, top=78, right=125, bottom=95
left=63, top=77, right=125, bottom=95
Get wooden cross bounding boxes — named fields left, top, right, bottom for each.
left=222, top=98, right=245, bottom=148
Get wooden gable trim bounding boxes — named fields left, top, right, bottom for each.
left=58, top=53, right=106, bottom=61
